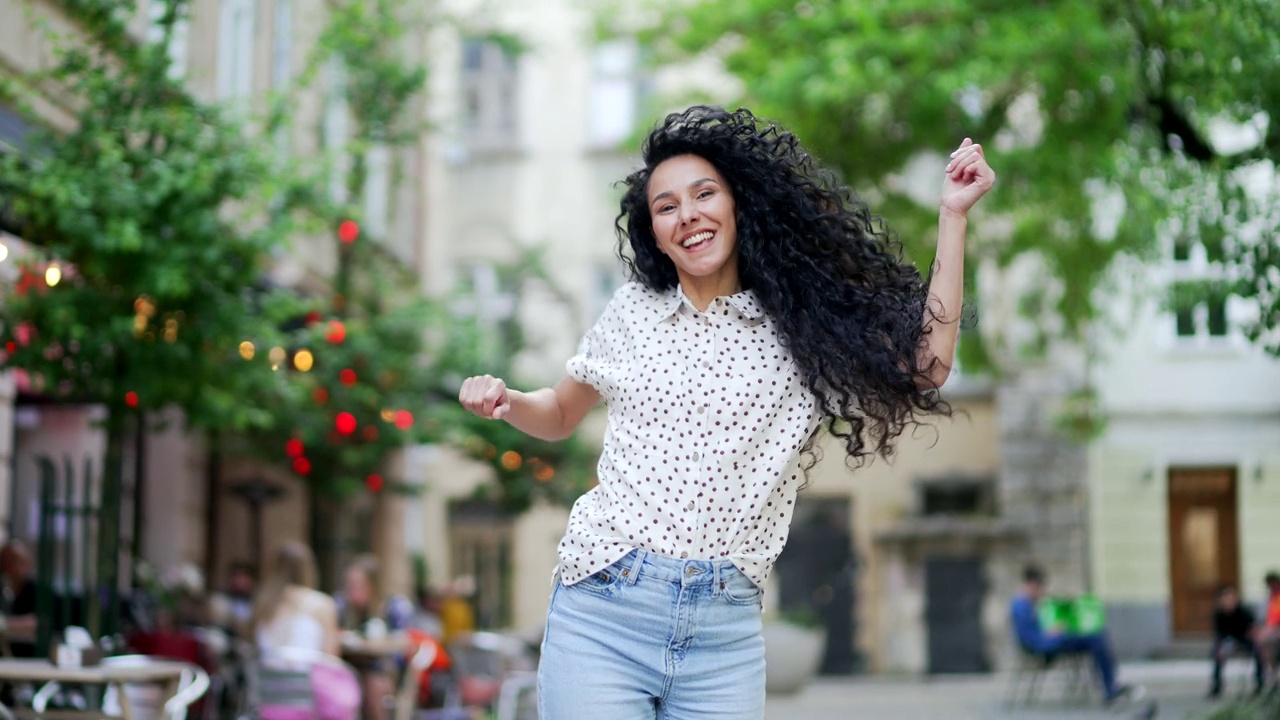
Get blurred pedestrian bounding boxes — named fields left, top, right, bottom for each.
left=253, top=541, right=340, bottom=657
left=1258, top=571, right=1280, bottom=686
left=208, top=561, right=257, bottom=639
left=0, top=539, right=38, bottom=657
left=334, top=555, right=413, bottom=720
left=438, top=577, right=476, bottom=645
left=1207, top=583, right=1263, bottom=698
left=458, top=105, right=995, bottom=719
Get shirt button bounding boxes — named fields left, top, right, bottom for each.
left=703, top=360, right=713, bottom=369
left=680, top=552, right=689, bottom=559
left=696, top=405, right=706, bottom=414
left=685, top=501, right=695, bottom=511
left=692, top=452, right=701, bottom=461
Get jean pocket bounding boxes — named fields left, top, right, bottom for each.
left=720, top=573, right=763, bottom=606
left=571, top=565, right=626, bottom=597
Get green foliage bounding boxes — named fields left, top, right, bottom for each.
left=249, top=2, right=593, bottom=508
left=628, top=0, right=1280, bottom=364
left=1205, top=691, right=1280, bottom=720
left=0, top=0, right=301, bottom=431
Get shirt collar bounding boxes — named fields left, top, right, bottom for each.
left=649, top=285, right=765, bottom=323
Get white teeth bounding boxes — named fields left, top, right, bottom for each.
left=681, top=231, right=713, bottom=248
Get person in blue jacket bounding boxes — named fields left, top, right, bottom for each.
left=1010, top=564, right=1140, bottom=705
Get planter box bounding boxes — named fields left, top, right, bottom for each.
left=762, top=622, right=825, bottom=695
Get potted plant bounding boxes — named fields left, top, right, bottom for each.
left=762, top=607, right=826, bottom=695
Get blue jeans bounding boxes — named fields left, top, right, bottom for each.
left=538, top=549, right=766, bottom=720
left=1039, top=632, right=1118, bottom=698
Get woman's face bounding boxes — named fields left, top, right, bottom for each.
left=344, top=568, right=372, bottom=608
left=647, top=154, right=738, bottom=288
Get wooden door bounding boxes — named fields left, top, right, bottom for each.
left=1168, top=468, right=1238, bottom=637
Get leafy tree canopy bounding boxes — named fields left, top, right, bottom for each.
left=631, top=0, right=1280, bottom=362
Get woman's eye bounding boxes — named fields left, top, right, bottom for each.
left=697, top=190, right=714, bottom=199
left=658, top=204, right=676, bottom=213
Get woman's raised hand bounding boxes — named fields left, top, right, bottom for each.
left=940, top=138, right=996, bottom=216
left=458, top=374, right=511, bottom=419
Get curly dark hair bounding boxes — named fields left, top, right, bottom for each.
left=616, top=106, right=952, bottom=463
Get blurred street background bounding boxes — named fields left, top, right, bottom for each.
left=0, top=0, right=1278, bottom=718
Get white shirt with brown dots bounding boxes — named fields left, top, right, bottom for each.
left=558, top=281, right=822, bottom=589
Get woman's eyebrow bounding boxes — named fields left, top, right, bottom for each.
left=650, top=178, right=717, bottom=204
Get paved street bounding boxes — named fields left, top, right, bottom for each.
left=764, top=661, right=1255, bottom=719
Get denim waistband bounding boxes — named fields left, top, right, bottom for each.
left=615, top=548, right=739, bottom=588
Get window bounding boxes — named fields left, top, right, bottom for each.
left=147, top=0, right=190, bottom=80
left=448, top=500, right=514, bottom=629
left=1170, top=233, right=1234, bottom=344
left=460, top=39, right=520, bottom=148
left=916, top=476, right=996, bottom=517
left=217, top=0, right=256, bottom=100
left=271, top=0, right=292, bottom=89
left=589, top=40, right=640, bottom=147
left=592, top=261, right=624, bottom=318
left=323, top=59, right=349, bottom=202
left=362, top=144, right=390, bottom=240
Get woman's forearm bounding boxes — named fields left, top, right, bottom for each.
left=917, top=208, right=967, bottom=389
left=504, top=377, right=601, bottom=441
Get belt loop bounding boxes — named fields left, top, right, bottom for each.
left=625, top=549, right=645, bottom=586
left=713, top=560, right=723, bottom=597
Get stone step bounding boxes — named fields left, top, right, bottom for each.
left=1148, top=639, right=1212, bottom=660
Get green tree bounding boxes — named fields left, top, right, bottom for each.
left=631, top=0, right=1280, bottom=363
left=0, top=0, right=302, bottom=635
left=250, top=2, right=596, bottom=513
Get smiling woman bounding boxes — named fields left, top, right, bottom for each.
left=645, top=155, right=740, bottom=309
left=457, top=104, right=995, bottom=719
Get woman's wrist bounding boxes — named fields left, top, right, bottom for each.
left=939, top=205, right=969, bottom=223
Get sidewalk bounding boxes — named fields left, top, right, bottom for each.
left=764, top=661, right=1248, bottom=719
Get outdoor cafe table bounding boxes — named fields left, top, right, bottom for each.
left=0, top=658, right=192, bottom=720
left=338, top=633, right=411, bottom=666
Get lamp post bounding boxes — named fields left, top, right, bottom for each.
left=228, top=478, right=287, bottom=573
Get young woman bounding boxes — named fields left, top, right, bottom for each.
left=458, top=106, right=995, bottom=719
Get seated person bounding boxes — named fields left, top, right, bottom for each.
left=1009, top=564, right=1138, bottom=705
left=333, top=555, right=414, bottom=720
left=1209, top=582, right=1264, bottom=697
left=1258, top=571, right=1280, bottom=687
left=0, top=540, right=39, bottom=657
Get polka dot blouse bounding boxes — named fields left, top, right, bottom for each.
left=558, top=281, right=822, bottom=589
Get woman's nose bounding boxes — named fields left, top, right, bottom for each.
left=679, top=204, right=700, bottom=224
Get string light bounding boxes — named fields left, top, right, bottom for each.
left=393, top=410, right=413, bottom=430
left=269, top=346, right=286, bottom=370
left=239, top=341, right=256, bottom=360
left=326, top=320, right=346, bottom=343
left=45, top=263, right=62, bottom=287
left=338, top=220, right=360, bottom=243
left=125, top=391, right=139, bottom=408
left=0, top=242, right=8, bottom=262
left=294, top=349, right=314, bottom=372
left=335, top=411, right=357, bottom=435
left=293, top=457, right=312, bottom=475
left=339, top=368, right=357, bottom=386
left=285, top=439, right=304, bottom=457
left=500, top=451, right=522, bottom=470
